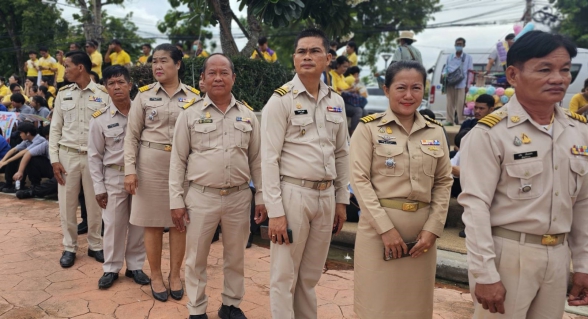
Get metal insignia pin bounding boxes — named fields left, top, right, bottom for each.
left=514, top=136, right=522, bottom=146
left=511, top=116, right=520, bottom=123
left=206, top=112, right=211, bottom=119
left=378, top=127, right=385, bottom=133
left=296, top=102, right=302, bottom=109
left=301, top=129, right=306, bottom=136
left=385, top=158, right=396, bottom=168
left=521, top=133, right=531, bottom=144
left=386, top=127, right=393, bottom=134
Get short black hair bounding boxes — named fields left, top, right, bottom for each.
left=507, top=31, right=577, bottom=68
left=41, top=125, right=50, bottom=139
left=505, top=33, right=515, bottom=41
left=202, top=53, right=235, bottom=74
left=475, top=94, right=495, bottom=108
left=86, top=41, right=96, bottom=48
left=89, top=71, right=101, bottom=84
left=335, top=55, right=350, bottom=67
left=10, top=74, right=20, bottom=84
left=32, top=95, right=48, bottom=107
left=18, top=122, right=37, bottom=136
left=65, top=51, right=92, bottom=73
left=330, top=41, right=338, bottom=48
left=455, top=127, right=471, bottom=148
left=328, top=49, right=337, bottom=57
left=258, top=36, right=268, bottom=46
left=175, top=42, right=183, bottom=49
left=70, top=42, right=81, bottom=49
left=344, top=66, right=360, bottom=77
left=347, top=41, right=358, bottom=53
left=38, top=86, right=51, bottom=100
left=111, top=39, right=122, bottom=46
left=0, top=76, right=5, bottom=83
left=28, top=50, right=37, bottom=55
left=41, top=76, right=50, bottom=84
left=384, top=60, right=427, bottom=87
left=39, top=46, right=49, bottom=52
left=419, top=108, right=435, bottom=120
left=455, top=37, right=466, bottom=45
left=9, top=83, right=20, bottom=92
left=584, top=78, right=588, bottom=89
left=102, top=65, right=131, bottom=83
left=153, top=43, right=185, bottom=78
left=294, top=28, right=330, bottom=53
left=142, top=43, right=152, bottom=49
left=10, top=93, right=25, bottom=104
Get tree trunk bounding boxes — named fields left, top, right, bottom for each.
left=209, top=0, right=239, bottom=56
left=0, top=8, right=24, bottom=80
left=239, top=6, right=262, bottom=58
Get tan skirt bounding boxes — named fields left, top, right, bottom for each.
left=129, top=145, right=174, bottom=227
left=354, top=206, right=437, bottom=319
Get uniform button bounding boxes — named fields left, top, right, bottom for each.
left=555, top=191, right=559, bottom=196
left=553, top=217, right=557, bottom=221
left=225, top=149, right=228, bottom=152
left=225, top=166, right=229, bottom=169
left=555, top=165, right=558, bottom=170
left=412, top=176, right=416, bottom=180
left=224, top=132, right=227, bottom=135
left=321, top=144, right=324, bottom=147
left=582, top=169, right=586, bottom=174
left=524, top=171, right=530, bottom=177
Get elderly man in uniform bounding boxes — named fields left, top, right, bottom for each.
left=460, top=30, right=588, bottom=318
left=169, top=53, right=266, bottom=319
left=262, top=28, right=349, bottom=318
left=50, top=51, right=110, bottom=268
left=88, top=65, right=149, bottom=289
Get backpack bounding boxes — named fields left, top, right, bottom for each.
left=446, top=54, right=466, bottom=86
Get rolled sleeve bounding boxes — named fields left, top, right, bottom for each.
left=169, top=110, right=191, bottom=210
left=458, top=127, right=502, bottom=284
left=124, top=96, right=144, bottom=175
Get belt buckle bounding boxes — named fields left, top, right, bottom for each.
left=164, top=145, right=172, bottom=152
left=219, top=189, right=229, bottom=196
left=316, top=182, right=328, bottom=190
left=402, top=202, right=418, bottom=212
left=541, top=234, right=559, bottom=246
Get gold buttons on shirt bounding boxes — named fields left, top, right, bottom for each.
left=555, top=191, right=559, bottom=196
left=555, top=165, right=558, bottom=170
left=524, top=171, right=530, bottom=177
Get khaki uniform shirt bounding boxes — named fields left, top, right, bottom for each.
left=124, top=82, right=201, bottom=175
left=88, top=103, right=129, bottom=195
left=459, top=95, right=588, bottom=284
left=49, top=81, right=110, bottom=163
left=261, top=75, right=350, bottom=218
left=169, top=94, right=263, bottom=209
left=350, top=112, right=453, bottom=235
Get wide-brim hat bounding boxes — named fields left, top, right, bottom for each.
left=397, top=30, right=416, bottom=42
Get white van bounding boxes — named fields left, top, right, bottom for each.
left=428, top=48, right=588, bottom=119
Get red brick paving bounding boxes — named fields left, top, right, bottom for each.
left=0, top=194, right=586, bottom=319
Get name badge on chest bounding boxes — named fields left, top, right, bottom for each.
left=149, top=97, right=162, bottom=101
left=107, top=123, right=120, bottom=129
left=294, top=110, right=308, bottom=115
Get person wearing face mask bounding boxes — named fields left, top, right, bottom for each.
left=192, top=40, right=209, bottom=58
left=443, top=37, right=473, bottom=125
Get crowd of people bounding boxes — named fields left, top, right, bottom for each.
left=1, top=25, right=588, bottom=319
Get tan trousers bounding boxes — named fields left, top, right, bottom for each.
left=184, top=185, right=252, bottom=315
left=270, top=182, right=335, bottom=319
left=102, top=168, right=145, bottom=273
left=58, top=150, right=102, bottom=252
left=446, top=86, right=466, bottom=124
left=469, top=236, right=570, bottom=319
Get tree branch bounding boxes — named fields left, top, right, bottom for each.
left=240, top=5, right=263, bottom=58
left=231, top=10, right=249, bottom=39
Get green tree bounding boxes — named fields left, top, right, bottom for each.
left=550, top=0, right=588, bottom=48
left=66, top=0, right=124, bottom=50
left=0, top=0, right=69, bottom=78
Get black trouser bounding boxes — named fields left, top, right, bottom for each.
left=451, top=177, right=461, bottom=198
left=24, top=156, right=53, bottom=186
left=345, top=103, right=362, bottom=133
left=4, top=158, right=23, bottom=187
left=34, top=177, right=58, bottom=197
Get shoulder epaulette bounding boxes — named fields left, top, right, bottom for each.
left=138, top=83, right=156, bottom=93
left=91, top=107, right=108, bottom=118
left=329, top=86, right=341, bottom=96
left=187, top=86, right=200, bottom=96
left=274, top=85, right=290, bottom=96
left=478, top=109, right=508, bottom=128
left=59, top=84, right=72, bottom=91
left=182, top=98, right=197, bottom=110
left=563, top=108, right=587, bottom=124
left=360, top=113, right=385, bottom=123
left=423, top=114, right=442, bottom=127
left=96, top=84, right=107, bottom=94
left=240, top=100, right=254, bottom=111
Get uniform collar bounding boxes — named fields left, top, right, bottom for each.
left=108, top=102, right=130, bottom=118
left=71, top=80, right=98, bottom=93
left=505, top=95, right=571, bottom=128
left=201, top=93, right=237, bottom=111
left=291, top=74, right=331, bottom=100
left=153, top=81, right=186, bottom=97
left=376, top=110, right=429, bottom=132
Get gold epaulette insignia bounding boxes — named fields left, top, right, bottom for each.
left=478, top=110, right=508, bottom=128
left=188, top=86, right=200, bottom=96
left=97, top=85, right=107, bottom=93
left=182, top=98, right=197, bottom=110
left=563, top=108, right=587, bottom=123
left=59, top=84, right=72, bottom=91
left=274, top=85, right=290, bottom=96
left=138, top=84, right=154, bottom=93
left=91, top=107, right=107, bottom=118
left=241, top=100, right=254, bottom=111
left=423, top=114, right=442, bottom=127
left=360, top=113, right=385, bottom=123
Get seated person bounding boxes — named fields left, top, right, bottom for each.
left=450, top=128, right=471, bottom=238
left=10, top=93, right=34, bottom=121
left=0, top=122, right=46, bottom=192
left=40, top=77, right=56, bottom=96
left=459, top=93, right=495, bottom=131
left=2, top=83, right=29, bottom=109
left=14, top=126, right=53, bottom=199
left=569, top=78, right=588, bottom=115
left=30, top=96, right=51, bottom=119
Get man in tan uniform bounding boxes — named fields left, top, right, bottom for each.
left=262, top=28, right=349, bottom=318
left=88, top=65, right=149, bottom=289
left=50, top=51, right=111, bottom=268
left=460, top=31, right=588, bottom=318
left=169, top=54, right=266, bottom=319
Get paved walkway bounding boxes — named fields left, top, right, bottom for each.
left=0, top=194, right=585, bottom=319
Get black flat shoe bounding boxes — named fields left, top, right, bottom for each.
left=150, top=282, right=168, bottom=302
left=88, top=249, right=104, bottom=263
left=98, top=272, right=119, bottom=289
left=77, top=222, right=88, bottom=235
left=168, top=274, right=184, bottom=300
left=59, top=251, right=76, bottom=268
left=125, top=269, right=150, bottom=285
left=218, top=304, right=247, bottom=319
left=189, top=314, right=208, bottom=319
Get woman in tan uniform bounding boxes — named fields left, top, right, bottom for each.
left=350, top=61, right=453, bottom=318
left=124, top=44, right=200, bottom=302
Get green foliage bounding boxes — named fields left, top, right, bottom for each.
left=550, top=0, right=588, bottom=48
left=242, top=0, right=305, bottom=28
left=129, top=56, right=292, bottom=110
left=157, top=1, right=214, bottom=48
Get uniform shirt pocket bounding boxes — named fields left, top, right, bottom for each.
left=325, top=113, right=343, bottom=141
left=104, top=127, right=125, bottom=151
left=288, top=116, right=316, bottom=142
left=61, top=102, right=76, bottom=123
left=504, top=160, right=543, bottom=199
left=374, top=145, right=405, bottom=176
left=569, top=159, right=588, bottom=197
left=420, top=145, right=445, bottom=177
left=87, top=101, right=103, bottom=111
left=233, top=122, right=252, bottom=148
left=191, top=123, right=218, bottom=150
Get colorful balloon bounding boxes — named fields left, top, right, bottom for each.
left=464, top=108, right=473, bottom=116
left=493, top=95, right=500, bottom=103
left=515, top=22, right=535, bottom=41
left=467, top=101, right=475, bottom=110
left=466, top=94, right=474, bottom=102
left=496, top=87, right=505, bottom=96
left=469, top=86, right=478, bottom=95
left=514, top=24, right=523, bottom=35
left=486, top=86, right=496, bottom=96
left=504, top=88, right=515, bottom=97
left=501, top=95, right=510, bottom=104
left=477, top=87, right=487, bottom=95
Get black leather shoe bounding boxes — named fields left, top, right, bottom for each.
left=88, top=249, right=104, bottom=263
left=2, top=186, right=17, bottom=193
left=246, top=233, right=253, bottom=249
left=163, top=227, right=170, bottom=233
left=59, top=251, right=76, bottom=268
left=218, top=304, right=247, bottom=319
left=125, top=269, right=150, bottom=285
left=189, top=315, right=208, bottom=319
left=77, top=222, right=88, bottom=235
left=98, top=272, right=119, bottom=289
left=16, top=188, right=35, bottom=199
left=150, top=282, right=168, bottom=302
left=459, top=229, right=466, bottom=238
left=168, top=274, right=184, bottom=300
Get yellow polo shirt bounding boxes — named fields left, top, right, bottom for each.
left=0, top=85, right=9, bottom=99
left=329, top=70, right=350, bottom=92
left=2, top=93, right=30, bottom=105
left=197, top=50, right=210, bottom=58
left=109, top=50, right=131, bottom=66
left=38, top=55, right=57, bottom=76
left=91, top=51, right=103, bottom=79
left=138, top=55, right=149, bottom=65
left=251, top=49, right=277, bottom=63
left=569, top=93, right=588, bottom=114
left=26, top=59, right=39, bottom=77
left=56, top=63, right=65, bottom=83
left=347, top=52, right=358, bottom=66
